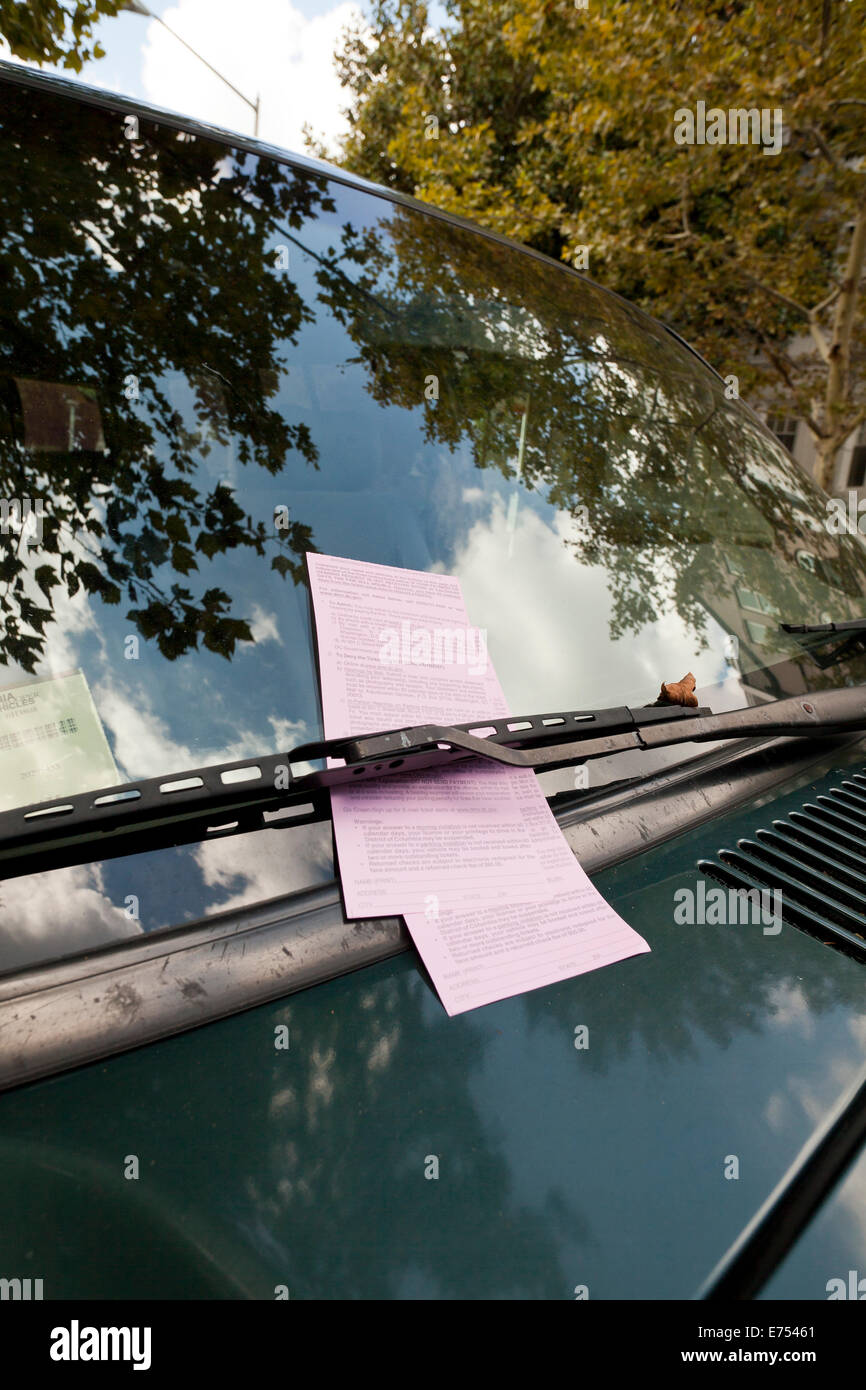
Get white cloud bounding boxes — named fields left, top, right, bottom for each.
left=763, top=1090, right=789, bottom=1133
left=454, top=497, right=739, bottom=714
left=246, top=604, right=282, bottom=646
left=0, top=862, right=142, bottom=973
left=88, top=681, right=331, bottom=910
left=269, top=715, right=309, bottom=747
left=39, top=582, right=100, bottom=679
left=93, top=679, right=285, bottom=780
left=764, top=980, right=815, bottom=1038
left=194, top=818, right=333, bottom=911
left=140, top=0, right=364, bottom=154
left=94, top=680, right=197, bottom=778
left=449, top=497, right=766, bottom=793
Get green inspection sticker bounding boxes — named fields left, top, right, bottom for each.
left=0, top=670, right=119, bottom=813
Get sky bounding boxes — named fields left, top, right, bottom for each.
left=0, top=0, right=446, bottom=160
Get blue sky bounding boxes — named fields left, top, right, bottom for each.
left=1, top=0, right=448, bottom=158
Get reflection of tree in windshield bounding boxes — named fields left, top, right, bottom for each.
left=5, top=88, right=866, bottom=681
left=242, top=968, right=575, bottom=1298
left=0, top=88, right=325, bottom=672
left=521, top=868, right=866, bottom=1074
left=313, top=207, right=866, bottom=660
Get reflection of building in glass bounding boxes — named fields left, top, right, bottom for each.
left=701, top=530, right=866, bottom=701
left=763, top=406, right=865, bottom=496
left=848, top=424, right=866, bottom=489
left=13, top=379, right=107, bottom=453
left=767, top=414, right=798, bottom=454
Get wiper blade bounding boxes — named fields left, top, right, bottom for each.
left=2, top=688, right=865, bottom=875
left=320, top=685, right=866, bottom=771
left=0, top=701, right=702, bottom=872
left=780, top=619, right=866, bottom=635
left=780, top=618, right=866, bottom=671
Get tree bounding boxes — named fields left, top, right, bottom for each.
left=5, top=66, right=864, bottom=677
left=0, top=0, right=126, bottom=71
left=1, top=83, right=326, bottom=671
left=311, top=202, right=866, bottom=658
left=323, top=0, right=866, bottom=491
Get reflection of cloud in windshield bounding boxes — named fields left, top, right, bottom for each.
left=764, top=980, right=817, bottom=1039
left=452, top=496, right=738, bottom=712
left=244, top=605, right=283, bottom=647
left=2, top=552, right=100, bottom=686
left=758, top=1006, right=866, bottom=1289
left=0, top=862, right=142, bottom=973
left=93, top=680, right=307, bottom=782
left=3, top=567, right=308, bottom=784
left=41, top=586, right=98, bottom=679
left=194, top=820, right=334, bottom=914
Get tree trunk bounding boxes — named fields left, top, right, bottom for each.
left=814, top=197, right=866, bottom=493
left=814, top=432, right=841, bottom=493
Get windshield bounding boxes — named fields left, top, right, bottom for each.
left=3, top=73, right=866, bottom=974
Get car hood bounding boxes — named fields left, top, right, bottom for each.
left=1, top=739, right=865, bottom=1298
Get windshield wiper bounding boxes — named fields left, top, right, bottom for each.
left=781, top=619, right=866, bottom=636
left=0, top=702, right=703, bottom=872
left=780, top=618, right=866, bottom=670
left=2, top=688, right=865, bottom=875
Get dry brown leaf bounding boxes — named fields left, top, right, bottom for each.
left=654, top=672, right=698, bottom=708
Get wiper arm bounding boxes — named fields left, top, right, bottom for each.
left=320, top=685, right=866, bottom=770
left=0, top=701, right=702, bottom=873
left=2, top=688, right=865, bottom=876
left=780, top=619, right=866, bottom=636
left=780, top=618, right=866, bottom=670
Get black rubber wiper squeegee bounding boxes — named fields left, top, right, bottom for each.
left=2, top=687, right=865, bottom=876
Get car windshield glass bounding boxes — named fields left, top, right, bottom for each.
left=4, top=74, right=866, bottom=974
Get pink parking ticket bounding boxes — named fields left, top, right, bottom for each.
left=307, top=552, right=649, bottom=1014
left=308, top=552, right=560, bottom=917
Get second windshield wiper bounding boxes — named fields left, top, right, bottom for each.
left=780, top=618, right=866, bottom=671
left=781, top=619, right=866, bottom=636
left=2, top=687, right=866, bottom=874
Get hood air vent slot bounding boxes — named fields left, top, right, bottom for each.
left=698, top=773, right=866, bottom=962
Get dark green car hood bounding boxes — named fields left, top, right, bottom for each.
left=1, top=741, right=865, bottom=1299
